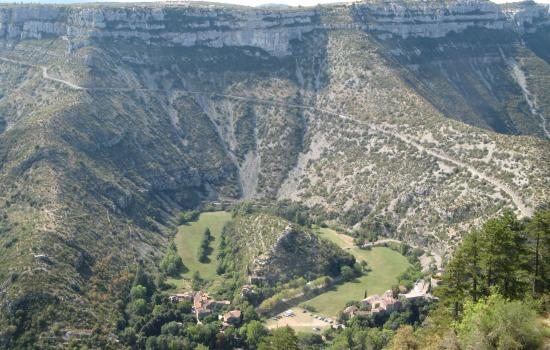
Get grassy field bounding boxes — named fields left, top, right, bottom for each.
left=169, top=211, right=232, bottom=288
left=302, top=228, right=410, bottom=317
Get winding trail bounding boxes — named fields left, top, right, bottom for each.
left=0, top=55, right=533, bottom=217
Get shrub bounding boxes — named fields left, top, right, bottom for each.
left=160, top=244, right=186, bottom=277
left=178, top=210, right=200, bottom=224
left=130, top=285, right=147, bottom=300
left=457, top=294, right=543, bottom=350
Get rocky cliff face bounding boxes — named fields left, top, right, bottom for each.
left=0, top=5, right=318, bottom=56
left=1, top=1, right=548, bottom=56
left=353, top=0, right=549, bottom=39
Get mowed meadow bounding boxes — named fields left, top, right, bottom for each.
left=302, top=228, right=410, bottom=317
left=168, top=211, right=232, bottom=289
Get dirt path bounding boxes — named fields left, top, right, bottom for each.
left=0, top=55, right=533, bottom=217
left=365, top=125, right=533, bottom=217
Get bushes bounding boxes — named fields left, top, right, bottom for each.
left=178, top=210, right=200, bottom=225
left=160, top=243, right=186, bottom=277
left=457, top=294, right=543, bottom=350
left=340, top=265, right=356, bottom=281
left=130, top=285, right=147, bottom=300
left=130, top=299, right=147, bottom=317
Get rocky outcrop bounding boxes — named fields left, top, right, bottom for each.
left=354, top=0, right=549, bottom=39
left=501, top=1, right=550, bottom=33
left=0, top=4, right=317, bottom=56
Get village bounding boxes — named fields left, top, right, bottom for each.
left=169, top=290, right=243, bottom=329
left=266, top=277, right=437, bottom=332
left=167, top=275, right=438, bottom=335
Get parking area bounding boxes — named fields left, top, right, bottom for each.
left=265, top=307, right=341, bottom=333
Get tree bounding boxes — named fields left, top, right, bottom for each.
left=437, top=229, right=484, bottom=317
left=340, top=265, right=355, bottom=281
left=479, top=211, right=527, bottom=299
left=436, top=248, right=470, bottom=318
left=133, top=266, right=155, bottom=296
left=192, top=271, right=204, bottom=291
left=457, top=294, right=543, bottom=350
left=204, top=228, right=213, bottom=241
left=161, top=244, right=186, bottom=277
left=178, top=210, right=200, bottom=224
left=130, top=299, right=147, bottom=317
left=461, top=230, right=482, bottom=302
left=258, top=327, right=300, bottom=350
left=527, top=206, right=550, bottom=295
left=130, top=285, right=147, bottom=301
left=198, top=228, right=214, bottom=263
left=245, top=320, right=267, bottom=349
left=387, top=325, right=418, bottom=350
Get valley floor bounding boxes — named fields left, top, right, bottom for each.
left=302, top=228, right=409, bottom=317
left=169, top=211, right=232, bottom=288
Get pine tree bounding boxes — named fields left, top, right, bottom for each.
left=527, top=206, right=550, bottom=295
left=461, top=230, right=482, bottom=301
left=479, top=211, right=527, bottom=299
left=437, top=246, right=470, bottom=317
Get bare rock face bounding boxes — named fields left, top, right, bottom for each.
left=0, top=5, right=317, bottom=56
left=501, top=1, right=550, bottom=33
left=0, top=1, right=548, bottom=53
left=353, top=0, right=549, bottom=39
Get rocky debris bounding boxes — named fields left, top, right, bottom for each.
left=33, top=254, right=51, bottom=264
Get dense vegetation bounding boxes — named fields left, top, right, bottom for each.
left=160, top=243, right=186, bottom=277
left=7, top=204, right=542, bottom=349
left=307, top=206, right=550, bottom=349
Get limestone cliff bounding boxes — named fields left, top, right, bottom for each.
left=1, top=1, right=549, bottom=56
left=354, top=0, right=549, bottom=39
left=0, top=4, right=318, bottom=56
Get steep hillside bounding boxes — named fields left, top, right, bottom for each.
left=218, top=213, right=355, bottom=284
left=0, top=0, right=548, bottom=347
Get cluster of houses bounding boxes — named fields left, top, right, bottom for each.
left=169, top=290, right=242, bottom=328
left=343, top=279, right=436, bottom=319
left=343, top=289, right=401, bottom=318
left=169, top=290, right=231, bottom=316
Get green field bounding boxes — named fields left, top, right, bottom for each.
left=303, top=228, right=410, bottom=317
left=169, top=211, right=232, bottom=287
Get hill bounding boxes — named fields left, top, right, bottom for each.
left=218, top=213, right=355, bottom=284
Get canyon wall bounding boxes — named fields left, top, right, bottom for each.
left=0, top=1, right=549, bottom=56
left=353, top=0, right=549, bottom=39
left=0, top=5, right=318, bottom=56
